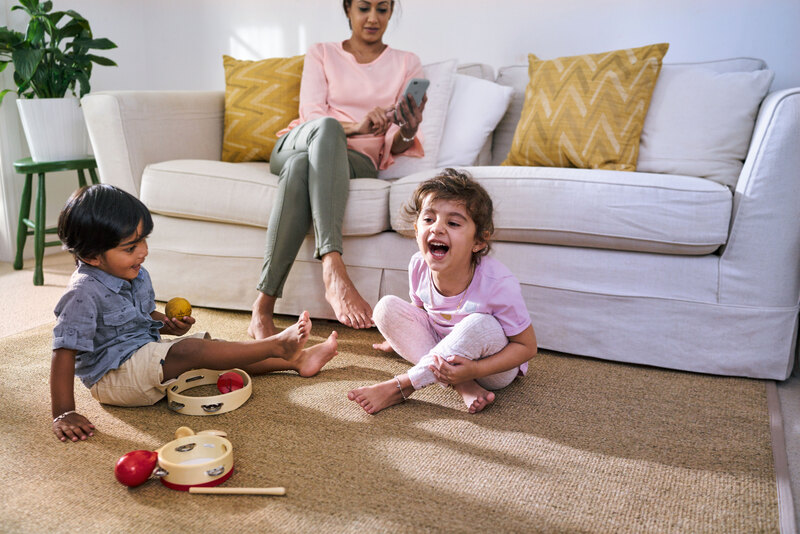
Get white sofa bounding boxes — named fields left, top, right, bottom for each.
left=82, top=57, right=800, bottom=380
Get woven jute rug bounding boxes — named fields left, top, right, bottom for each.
left=0, top=307, right=779, bottom=533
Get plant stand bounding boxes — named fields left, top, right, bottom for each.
left=13, top=156, right=99, bottom=285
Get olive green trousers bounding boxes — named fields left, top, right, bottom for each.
left=257, top=117, right=378, bottom=297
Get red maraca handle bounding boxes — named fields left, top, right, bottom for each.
left=115, top=450, right=158, bottom=487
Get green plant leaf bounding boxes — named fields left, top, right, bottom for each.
left=19, top=0, right=38, bottom=12
left=0, top=88, right=12, bottom=105
left=86, top=54, right=116, bottom=67
left=70, top=37, right=117, bottom=50
left=25, top=19, right=45, bottom=46
left=11, top=47, right=43, bottom=81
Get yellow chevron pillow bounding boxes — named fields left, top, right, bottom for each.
left=222, top=54, right=304, bottom=163
left=503, top=43, right=669, bottom=171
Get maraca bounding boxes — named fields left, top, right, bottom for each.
left=115, top=449, right=158, bottom=487
left=217, top=371, right=244, bottom=393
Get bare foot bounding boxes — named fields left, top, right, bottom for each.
left=348, top=376, right=410, bottom=414
left=248, top=293, right=278, bottom=339
left=290, top=331, right=339, bottom=377
left=453, top=380, right=495, bottom=413
left=322, top=252, right=373, bottom=329
left=372, top=339, right=395, bottom=353
left=266, top=311, right=311, bottom=360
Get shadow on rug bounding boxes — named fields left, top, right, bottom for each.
left=0, top=307, right=778, bottom=533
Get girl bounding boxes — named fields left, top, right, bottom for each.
left=249, top=0, right=427, bottom=338
left=348, top=169, right=537, bottom=414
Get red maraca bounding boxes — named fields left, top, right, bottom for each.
left=115, top=450, right=158, bottom=487
left=217, top=371, right=244, bottom=393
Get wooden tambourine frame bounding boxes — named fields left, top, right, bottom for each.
left=166, top=368, right=252, bottom=416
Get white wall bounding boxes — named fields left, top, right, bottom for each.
left=1, top=0, right=799, bottom=262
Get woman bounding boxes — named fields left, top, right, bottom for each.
left=249, top=0, right=426, bottom=338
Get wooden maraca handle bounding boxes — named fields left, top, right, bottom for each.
left=189, top=486, right=286, bottom=496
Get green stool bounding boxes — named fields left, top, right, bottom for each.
left=13, top=156, right=100, bottom=285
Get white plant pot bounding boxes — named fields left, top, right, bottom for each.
left=16, top=97, right=90, bottom=162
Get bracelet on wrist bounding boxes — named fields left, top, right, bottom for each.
left=53, top=410, right=76, bottom=424
left=400, top=131, right=416, bottom=143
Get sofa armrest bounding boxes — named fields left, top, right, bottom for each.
left=720, top=88, right=800, bottom=306
left=82, top=91, right=224, bottom=196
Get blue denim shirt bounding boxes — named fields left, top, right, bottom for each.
left=52, top=262, right=163, bottom=387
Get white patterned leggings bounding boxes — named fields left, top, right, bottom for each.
left=373, top=295, right=520, bottom=391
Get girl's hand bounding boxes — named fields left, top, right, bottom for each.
left=430, top=354, right=476, bottom=385
left=53, top=412, right=95, bottom=442
left=160, top=315, right=195, bottom=336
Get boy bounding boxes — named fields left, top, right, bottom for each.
left=51, top=184, right=338, bottom=442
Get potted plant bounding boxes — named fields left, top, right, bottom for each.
left=0, top=0, right=117, bottom=162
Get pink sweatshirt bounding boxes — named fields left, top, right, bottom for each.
left=280, top=41, right=424, bottom=170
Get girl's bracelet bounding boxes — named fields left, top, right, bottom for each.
left=53, top=410, right=76, bottom=424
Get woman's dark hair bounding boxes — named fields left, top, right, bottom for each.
left=404, top=168, right=495, bottom=264
left=57, top=184, right=153, bottom=264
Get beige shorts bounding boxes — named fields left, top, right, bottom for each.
left=90, top=332, right=210, bottom=407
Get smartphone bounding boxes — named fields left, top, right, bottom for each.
left=394, top=78, right=429, bottom=123
left=401, top=78, right=430, bottom=107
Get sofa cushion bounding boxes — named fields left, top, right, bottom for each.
left=389, top=166, right=731, bottom=255
left=377, top=59, right=457, bottom=179
left=140, top=159, right=391, bottom=236
left=636, top=60, right=773, bottom=189
left=436, top=73, right=513, bottom=167
left=221, top=54, right=304, bottom=163
left=502, top=43, right=669, bottom=171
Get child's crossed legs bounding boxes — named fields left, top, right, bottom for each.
left=349, top=295, right=517, bottom=413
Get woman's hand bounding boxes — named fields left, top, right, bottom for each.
left=430, top=354, right=477, bottom=386
left=160, top=315, right=195, bottom=336
left=351, top=106, right=393, bottom=136
left=53, top=411, right=95, bottom=442
left=394, top=94, right=427, bottom=140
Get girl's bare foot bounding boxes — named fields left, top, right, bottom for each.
left=372, top=339, right=395, bottom=353
left=290, top=331, right=339, bottom=377
left=322, top=252, right=373, bottom=330
left=248, top=292, right=278, bottom=339
left=268, top=311, right=311, bottom=360
left=453, top=380, right=495, bottom=413
left=348, top=375, right=411, bottom=414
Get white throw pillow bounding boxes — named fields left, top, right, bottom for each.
left=436, top=74, right=513, bottom=167
left=637, top=65, right=774, bottom=188
left=378, top=58, right=457, bottom=179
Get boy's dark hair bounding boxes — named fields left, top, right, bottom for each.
left=57, top=184, right=153, bottom=264
left=404, top=168, right=495, bottom=264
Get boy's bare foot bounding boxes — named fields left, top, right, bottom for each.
left=248, top=293, right=278, bottom=339
left=268, top=311, right=311, bottom=360
left=291, top=331, right=339, bottom=377
left=348, top=377, right=409, bottom=414
left=453, top=380, right=495, bottom=413
left=322, top=252, right=373, bottom=330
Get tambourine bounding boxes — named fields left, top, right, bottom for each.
left=167, top=368, right=252, bottom=416
left=154, top=428, right=234, bottom=490
left=115, top=427, right=232, bottom=490
left=115, top=427, right=286, bottom=495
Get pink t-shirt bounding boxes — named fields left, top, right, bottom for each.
left=280, top=42, right=424, bottom=170
left=408, top=252, right=533, bottom=374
